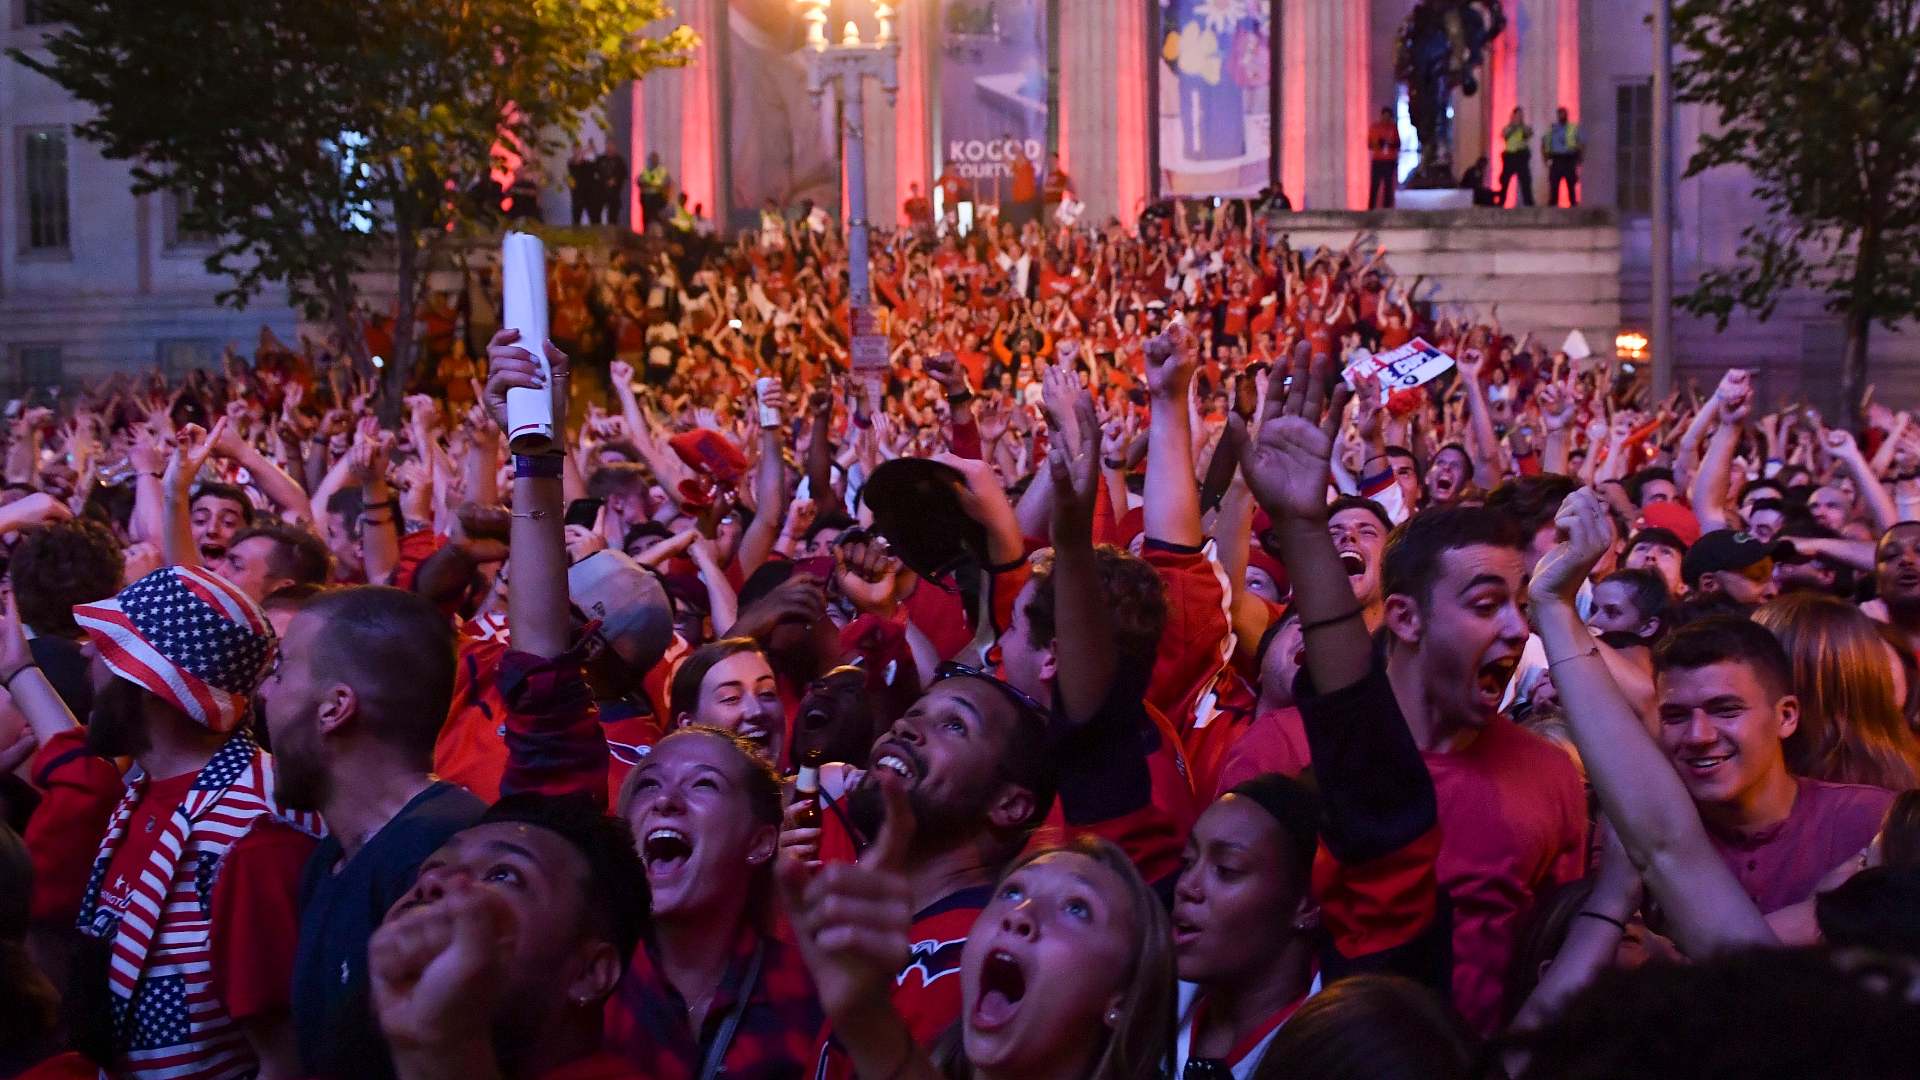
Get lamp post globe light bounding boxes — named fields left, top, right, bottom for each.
left=794, top=0, right=899, bottom=316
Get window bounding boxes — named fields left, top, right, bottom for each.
left=164, top=189, right=215, bottom=248
left=5, top=345, right=62, bottom=399
left=19, top=127, right=71, bottom=251
left=157, top=338, right=219, bottom=379
left=1615, top=82, right=1652, bottom=215
left=20, top=0, right=59, bottom=25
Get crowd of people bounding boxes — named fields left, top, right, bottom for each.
left=1, top=203, right=1918, bottom=1080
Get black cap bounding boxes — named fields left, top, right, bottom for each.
left=1625, top=527, right=1688, bottom=558
left=1681, top=528, right=1789, bottom=586
left=859, top=459, right=992, bottom=583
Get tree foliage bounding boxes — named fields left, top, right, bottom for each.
left=11, top=0, right=692, bottom=394
left=1673, top=0, right=1920, bottom=418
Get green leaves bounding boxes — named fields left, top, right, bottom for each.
left=1671, top=0, right=1920, bottom=414
left=8, top=0, right=692, bottom=353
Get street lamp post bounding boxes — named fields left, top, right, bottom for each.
left=796, top=1, right=900, bottom=315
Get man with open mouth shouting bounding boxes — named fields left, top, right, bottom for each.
left=1230, top=345, right=1587, bottom=1038
left=779, top=373, right=1183, bottom=1080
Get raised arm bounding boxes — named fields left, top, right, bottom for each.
left=1528, top=487, right=1775, bottom=955
left=213, top=402, right=313, bottom=525
left=484, top=328, right=572, bottom=660
left=1238, top=341, right=1369, bottom=693
left=1823, top=428, right=1899, bottom=534
left=1141, top=321, right=1204, bottom=547
left=1692, top=370, right=1752, bottom=534
left=1454, top=352, right=1503, bottom=490
left=159, top=420, right=226, bottom=570
left=1041, top=380, right=1114, bottom=725
left=736, top=381, right=793, bottom=577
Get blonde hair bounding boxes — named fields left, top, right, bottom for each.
left=932, top=837, right=1175, bottom=1080
left=1755, top=594, right=1920, bottom=791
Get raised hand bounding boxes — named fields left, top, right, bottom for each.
left=1530, top=486, right=1617, bottom=609
left=1039, top=361, right=1084, bottom=452
left=482, top=328, right=570, bottom=435
left=1353, top=372, right=1384, bottom=446
left=369, top=873, right=518, bottom=1054
left=1237, top=341, right=1351, bottom=524
left=163, top=419, right=226, bottom=498
left=836, top=537, right=905, bottom=618
left=777, top=772, right=916, bottom=1024
left=609, top=360, right=636, bottom=393
left=1048, top=385, right=1101, bottom=548
left=1144, top=318, right=1196, bottom=401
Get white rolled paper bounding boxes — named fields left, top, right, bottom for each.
left=501, top=231, right=555, bottom=454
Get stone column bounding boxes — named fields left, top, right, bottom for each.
left=894, top=0, right=934, bottom=223
left=1059, top=0, right=1118, bottom=224
left=1294, top=0, right=1369, bottom=210
left=638, top=0, right=720, bottom=226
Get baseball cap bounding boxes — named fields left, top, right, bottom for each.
left=569, top=550, right=674, bottom=670
left=860, top=458, right=991, bottom=583
left=1637, top=500, right=1702, bottom=547
left=1626, top=527, right=1688, bottom=559
left=1681, top=529, right=1790, bottom=587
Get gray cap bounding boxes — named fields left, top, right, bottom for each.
left=568, top=550, right=674, bottom=671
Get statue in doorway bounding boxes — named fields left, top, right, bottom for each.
left=1394, top=0, right=1506, bottom=188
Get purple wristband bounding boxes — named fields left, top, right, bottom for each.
left=514, top=454, right=564, bottom=479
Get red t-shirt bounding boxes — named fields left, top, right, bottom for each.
left=1214, top=706, right=1313, bottom=792
left=1426, top=718, right=1587, bottom=1035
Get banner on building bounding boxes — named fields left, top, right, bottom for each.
left=724, top=1, right=887, bottom=227
left=936, top=0, right=1049, bottom=213
left=1156, top=0, right=1272, bottom=197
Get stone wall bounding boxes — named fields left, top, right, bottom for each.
left=1279, top=206, right=1621, bottom=360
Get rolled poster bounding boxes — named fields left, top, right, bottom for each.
left=502, top=231, right=555, bottom=454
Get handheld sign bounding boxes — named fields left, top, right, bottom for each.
left=850, top=306, right=890, bottom=373
left=1343, top=336, right=1454, bottom=391
left=501, top=232, right=554, bottom=454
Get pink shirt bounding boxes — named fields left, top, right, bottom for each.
left=1706, top=776, right=1894, bottom=914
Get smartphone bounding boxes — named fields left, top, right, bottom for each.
left=564, top=498, right=605, bottom=529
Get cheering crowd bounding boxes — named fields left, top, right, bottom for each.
left=1, top=204, right=1919, bottom=1080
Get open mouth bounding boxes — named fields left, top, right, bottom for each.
left=201, top=544, right=228, bottom=562
left=642, top=827, right=694, bottom=877
left=973, top=949, right=1028, bottom=1031
left=1170, top=914, right=1203, bottom=947
left=737, top=722, right=772, bottom=752
left=1338, top=551, right=1367, bottom=577
left=871, top=742, right=921, bottom=782
left=1477, top=657, right=1519, bottom=706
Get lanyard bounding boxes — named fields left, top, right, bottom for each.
left=696, top=939, right=767, bottom=1080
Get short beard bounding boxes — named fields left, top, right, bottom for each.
left=273, top=732, right=330, bottom=812
left=847, top=777, right=987, bottom=855
left=87, top=678, right=152, bottom=759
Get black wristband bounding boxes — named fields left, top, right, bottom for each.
left=1103, top=457, right=1126, bottom=471
left=514, top=453, right=565, bottom=479
left=946, top=390, right=974, bottom=407
left=1300, top=607, right=1365, bottom=634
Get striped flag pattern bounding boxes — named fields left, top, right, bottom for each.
left=73, top=565, right=276, bottom=734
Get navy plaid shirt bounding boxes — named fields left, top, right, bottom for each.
left=606, top=923, right=824, bottom=1080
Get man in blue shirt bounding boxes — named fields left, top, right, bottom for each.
left=1546, top=107, right=1584, bottom=207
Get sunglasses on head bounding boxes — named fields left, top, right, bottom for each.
left=931, top=661, right=1050, bottom=723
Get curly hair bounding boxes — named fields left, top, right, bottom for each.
left=7, top=520, right=125, bottom=638
left=1023, top=544, right=1169, bottom=672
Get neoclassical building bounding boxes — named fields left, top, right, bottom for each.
left=2, top=0, right=1915, bottom=407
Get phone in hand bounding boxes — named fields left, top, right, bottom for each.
left=564, top=498, right=605, bottom=529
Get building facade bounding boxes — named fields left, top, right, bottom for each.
left=5, top=0, right=1918, bottom=408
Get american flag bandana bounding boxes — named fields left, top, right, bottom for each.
left=73, top=565, right=277, bottom=733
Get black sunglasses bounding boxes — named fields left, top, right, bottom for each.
left=931, top=661, right=1050, bottom=722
